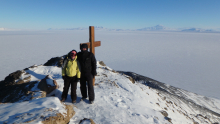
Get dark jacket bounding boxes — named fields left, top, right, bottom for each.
left=77, top=50, right=97, bottom=75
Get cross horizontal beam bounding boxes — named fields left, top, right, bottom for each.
left=80, top=41, right=101, bottom=49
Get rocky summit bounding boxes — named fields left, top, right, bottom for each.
left=0, top=56, right=220, bottom=124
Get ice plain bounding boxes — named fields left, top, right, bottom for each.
left=0, top=30, right=220, bottom=100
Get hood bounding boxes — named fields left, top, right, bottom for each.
left=80, top=44, right=88, bottom=51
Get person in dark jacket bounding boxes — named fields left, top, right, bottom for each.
left=61, top=50, right=81, bottom=103
left=77, top=44, right=97, bottom=104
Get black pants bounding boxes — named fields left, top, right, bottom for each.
left=80, top=72, right=95, bottom=101
left=62, top=76, right=78, bottom=101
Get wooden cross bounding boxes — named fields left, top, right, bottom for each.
left=80, top=26, right=101, bottom=86
left=80, top=26, right=101, bottom=55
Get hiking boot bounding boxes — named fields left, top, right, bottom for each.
left=61, top=98, right=65, bottom=102
left=80, top=97, right=86, bottom=101
left=90, top=101, right=94, bottom=104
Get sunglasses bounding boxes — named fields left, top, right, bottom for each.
left=71, top=52, right=76, bottom=56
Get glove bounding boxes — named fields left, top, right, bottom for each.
left=92, top=71, right=97, bottom=78
left=92, top=71, right=97, bottom=76
left=62, top=76, right=66, bottom=80
left=77, top=78, right=80, bottom=82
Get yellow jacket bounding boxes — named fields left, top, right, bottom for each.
left=62, top=56, right=81, bottom=78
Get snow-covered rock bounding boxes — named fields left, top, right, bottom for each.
left=0, top=70, right=41, bottom=103
left=37, top=75, right=59, bottom=94
left=0, top=97, right=74, bottom=124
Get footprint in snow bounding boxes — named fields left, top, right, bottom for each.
left=116, top=99, right=128, bottom=108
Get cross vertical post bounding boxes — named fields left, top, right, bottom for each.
left=90, top=26, right=95, bottom=54
left=90, top=26, right=95, bottom=86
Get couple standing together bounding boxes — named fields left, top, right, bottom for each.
left=61, top=44, right=96, bottom=104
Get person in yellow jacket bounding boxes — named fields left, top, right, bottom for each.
left=61, top=50, right=81, bottom=103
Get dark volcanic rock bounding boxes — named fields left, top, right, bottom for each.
left=99, top=61, right=106, bottom=66
left=0, top=80, right=38, bottom=103
left=4, top=70, right=23, bottom=85
left=0, top=70, right=38, bottom=103
left=44, top=56, right=64, bottom=67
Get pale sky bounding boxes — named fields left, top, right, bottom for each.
left=1, top=0, right=220, bottom=30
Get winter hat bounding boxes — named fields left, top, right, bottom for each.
left=71, top=50, right=77, bottom=56
left=80, top=44, right=88, bottom=50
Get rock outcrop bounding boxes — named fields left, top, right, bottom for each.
left=0, top=70, right=38, bottom=103
left=0, top=64, right=59, bottom=103
left=37, top=75, right=59, bottom=94
left=79, top=118, right=96, bottom=124
left=42, top=104, right=75, bottom=124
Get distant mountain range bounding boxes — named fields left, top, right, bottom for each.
left=1, top=26, right=219, bottom=33
left=47, top=25, right=220, bottom=33
left=0, top=28, right=22, bottom=31
left=181, top=28, right=217, bottom=32
left=136, top=25, right=174, bottom=31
